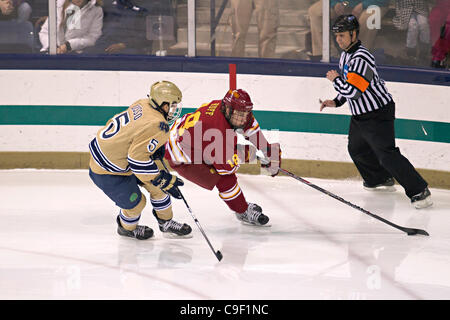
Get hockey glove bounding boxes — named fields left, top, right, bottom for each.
left=151, top=170, right=184, bottom=199
left=261, top=143, right=282, bottom=177
left=151, top=144, right=166, bottom=160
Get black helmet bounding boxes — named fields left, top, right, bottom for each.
left=332, top=14, right=360, bottom=34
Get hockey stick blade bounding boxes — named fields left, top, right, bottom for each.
left=279, top=168, right=429, bottom=237
left=404, top=228, right=429, bottom=236
left=216, top=250, right=223, bottom=261
left=159, top=158, right=224, bottom=261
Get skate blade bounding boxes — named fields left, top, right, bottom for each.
left=363, top=185, right=396, bottom=192
left=413, top=198, right=433, bottom=209
left=240, top=221, right=272, bottom=227
left=162, top=233, right=193, bottom=239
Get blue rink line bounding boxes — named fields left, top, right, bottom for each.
left=0, top=105, right=449, bottom=144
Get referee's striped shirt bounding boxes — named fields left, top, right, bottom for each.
left=333, top=40, right=393, bottom=116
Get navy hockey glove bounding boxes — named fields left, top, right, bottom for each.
left=151, top=145, right=166, bottom=160
left=261, top=143, right=282, bottom=177
left=151, top=170, right=184, bottom=199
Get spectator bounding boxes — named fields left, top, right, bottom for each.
left=85, top=0, right=151, bottom=54
left=1, top=0, right=31, bottom=21
left=13, top=0, right=31, bottom=21
left=308, top=0, right=389, bottom=60
left=229, top=0, right=279, bottom=58
left=0, top=0, right=16, bottom=20
left=392, top=0, right=430, bottom=64
left=39, top=0, right=103, bottom=54
left=0, top=0, right=33, bottom=53
left=429, top=0, right=450, bottom=68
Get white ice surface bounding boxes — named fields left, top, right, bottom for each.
left=0, top=169, right=449, bottom=300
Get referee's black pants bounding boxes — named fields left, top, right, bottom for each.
left=347, top=101, right=428, bottom=199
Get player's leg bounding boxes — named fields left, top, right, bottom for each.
left=88, top=169, right=153, bottom=239
left=142, top=183, right=192, bottom=238
left=169, top=161, right=269, bottom=226
left=216, top=173, right=269, bottom=226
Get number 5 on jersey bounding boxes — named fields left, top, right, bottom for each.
left=148, top=138, right=159, bottom=152
left=101, top=111, right=130, bottom=139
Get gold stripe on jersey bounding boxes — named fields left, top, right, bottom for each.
left=167, top=116, right=191, bottom=163
left=168, top=135, right=191, bottom=163
left=219, top=183, right=242, bottom=201
left=215, top=166, right=238, bottom=175
left=244, top=118, right=260, bottom=137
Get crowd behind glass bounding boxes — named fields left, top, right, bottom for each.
left=0, top=0, right=448, bottom=69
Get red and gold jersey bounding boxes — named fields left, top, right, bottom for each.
left=166, top=100, right=264, bottom=175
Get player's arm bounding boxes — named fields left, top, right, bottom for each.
left=241, top=115, right=281, bottom=177
left=211, top=130, right=240, bottom=176
left=128, top=122, right=183, bottom=199
left=332, top=57, right=374, bottom=100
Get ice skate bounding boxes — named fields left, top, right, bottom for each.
left=235, top=203, right=270, bottom=226
left=363, top=177, right=396, bottom=192
left=153, top=210, right=193, bottom=238
left=411, top=187, right=433, bottom=209
left=116, top=215, right=154, bottom=240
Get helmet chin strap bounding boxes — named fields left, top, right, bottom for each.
left=222, top=105, right=239, bottom=130
left=151, top=98, right=169, bottom=120
left=344, top=31, right=358, bottom=51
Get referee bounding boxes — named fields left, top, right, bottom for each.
left=319, top=14, right=432, bottom=209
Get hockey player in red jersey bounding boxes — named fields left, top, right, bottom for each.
left=164, top=89, right=281, bottom=226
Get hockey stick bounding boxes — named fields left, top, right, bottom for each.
left=235, top=132, right=428, bottom=236
left=159, top=159, right=223, bottom=262
left=278, top=168, right=429, bottom=236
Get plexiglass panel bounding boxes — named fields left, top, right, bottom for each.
left=1, top=0, right=447, bottom=69
left=0, top=0, right=47, bottom=53
left=325, top=0, right=447, bottom=68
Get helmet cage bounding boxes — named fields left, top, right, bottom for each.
left=167, top=101, right=182, bottom=123
left=222, top=89, right=253, bottom=129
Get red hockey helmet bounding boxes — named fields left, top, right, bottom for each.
left=223, top=89, right=253, bottom=112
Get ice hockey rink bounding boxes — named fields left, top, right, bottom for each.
left=1, top=169, right=449, bottom=300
